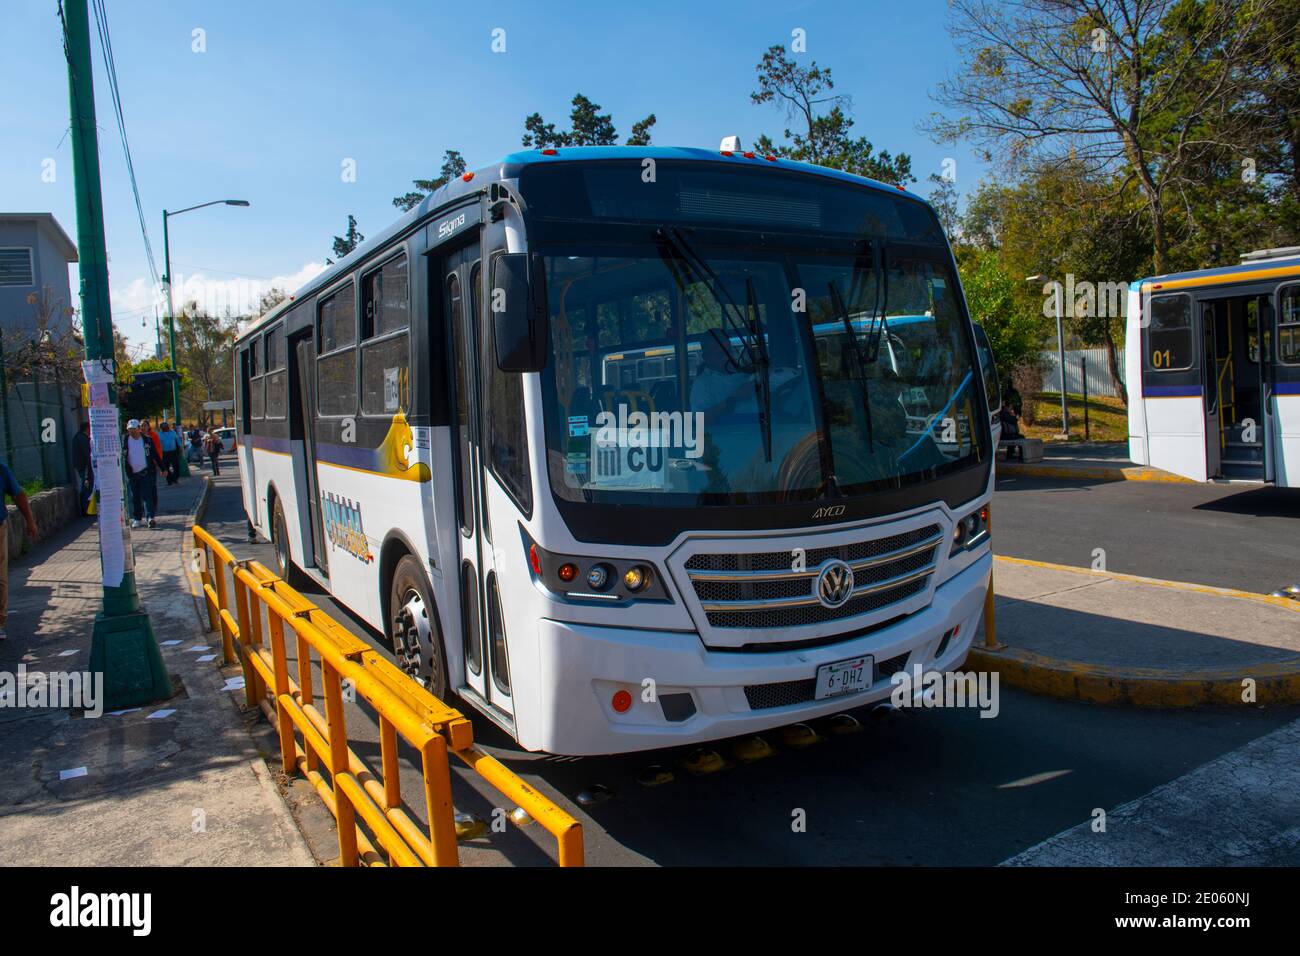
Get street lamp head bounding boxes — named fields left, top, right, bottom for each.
left=1025, top=274, right=1049, bottom=284
left=225, top=200, right=250, bottom=206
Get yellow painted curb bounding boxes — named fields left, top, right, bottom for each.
left=979, top=555, right=1300, bottom=706
left=998, top=461, right=1195, bottom=483
left=968, top=645, right=1300, bottom=708
left=993, top=555, right=1300, bottom=612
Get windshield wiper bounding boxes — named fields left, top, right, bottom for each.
left=828, top=279, right=874, bottom=453
left=745, top=276, right=773, bottom=462
left=655, top=226, right=759, bottom=373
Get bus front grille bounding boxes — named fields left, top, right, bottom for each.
left=684, top=524, right=942, bottom=630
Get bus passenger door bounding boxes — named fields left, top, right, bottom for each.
left=238, top=347, right=258, bottom=525
left=291, top=333, right=328, bottom=574
left=442, top=242, right=499, bottom=712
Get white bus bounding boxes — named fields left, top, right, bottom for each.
left=1127, top=247, right=1300, bottom=484
left=234, top=146, right=995, bottom=755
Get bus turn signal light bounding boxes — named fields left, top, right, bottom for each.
left=612, top=690, right=633, bottom=713
left=558, top=562, right=578, bottom=583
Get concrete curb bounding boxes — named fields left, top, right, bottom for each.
left=998, top=461, right=1195, bottom=483
left=972, top=556, right=1300, bottom=707
left=968, top=644, right=1300, bottom=707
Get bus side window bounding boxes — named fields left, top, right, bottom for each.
left=360, top=253, right=411, bottom=416
left=1281, top=287, right=1300, bottom=366
left=264, top=324, right=288, bottom=419
left=249, top=338, right=265, bottom=420
left=318, top=282, right=358, bottom=417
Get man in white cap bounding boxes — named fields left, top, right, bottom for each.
left=124, top=418, right=162, bottom=528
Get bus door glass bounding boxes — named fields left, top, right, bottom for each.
left=1273, top=283, right=1300, bottom=486
left=291, top=332, right=328, bottom=573
left=443, top=241, right=499, bottom=709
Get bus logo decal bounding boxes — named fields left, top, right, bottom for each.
left=816, top=560, right=855, bottom=608
left=812, top=505, right=847, bottom=520
left=322, top=491, right=374, bottom=563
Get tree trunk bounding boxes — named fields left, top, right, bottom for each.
left=1103, top=320, right=1128, bottom=406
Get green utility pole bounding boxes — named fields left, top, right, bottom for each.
left=161, top=213, right=188, bottom=476
left=64, top=0, right=171, bottom=709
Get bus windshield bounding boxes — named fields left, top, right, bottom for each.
left=539, top=232, right=985, bottom=507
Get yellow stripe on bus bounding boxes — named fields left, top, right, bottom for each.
left=1141, top=264, right=1300, bottom=292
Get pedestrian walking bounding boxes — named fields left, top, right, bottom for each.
left=204, top=430, right=222, bottom=476
left=159, top=421, right=182, bottom=485
left=0, top=460, right=39, bottom=640
left=124, top=418, right=163, bottom=528
left=72, top=420, right=94, bottom=514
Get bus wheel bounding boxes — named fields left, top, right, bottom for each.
left=390, top=555, right=448, bottom=702
left=271, top=497, right=309, bottom=588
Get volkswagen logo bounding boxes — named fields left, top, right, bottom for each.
left=815, top=559, right=855, bottom=609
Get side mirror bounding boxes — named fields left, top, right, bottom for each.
left=491, top=253, right=547, bottom=372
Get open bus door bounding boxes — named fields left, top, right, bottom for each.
left=237, top=348, right=258, bottom=525
left=290, top=332, right=328, bottom=575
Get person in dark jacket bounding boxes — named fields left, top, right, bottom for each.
left=72, top=421, right=93, bottom=512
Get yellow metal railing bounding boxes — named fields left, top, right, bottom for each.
left=191, top=524, right=583, bottom=867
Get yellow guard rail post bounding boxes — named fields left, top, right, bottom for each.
left=192, top=524, right=583, bottom=867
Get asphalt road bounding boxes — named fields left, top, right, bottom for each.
left=200, top=467, right=1300, bottom=866
left=993, top=473, right=1300, bottom=594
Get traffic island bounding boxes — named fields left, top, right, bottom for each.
left=996, top=441, right=1195, bottom=483
left=969, top=556, right=1300, bottom=707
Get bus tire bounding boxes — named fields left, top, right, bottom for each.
left=271, top=496, right=310, bottom=589
left=390, top=554, right=449, bottom=702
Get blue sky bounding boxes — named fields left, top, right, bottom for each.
left=3, top=0, right=989, bottom=357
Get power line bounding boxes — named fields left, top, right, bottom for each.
left=90, top=0, right=160, bottom=292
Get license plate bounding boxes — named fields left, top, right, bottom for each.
left=815, top=655, right=873, bottom=700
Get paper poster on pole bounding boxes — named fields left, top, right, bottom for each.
left=86, top=398, right=128, bottom=588
left=81, top=359, right=114, bottom=386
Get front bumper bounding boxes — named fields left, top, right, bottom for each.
left=525, top=551, right=991, bottom=755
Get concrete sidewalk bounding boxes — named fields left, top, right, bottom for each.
left=998, top=441, right=1194, bottom=483
left=970, top=555, right=1300, bottom=707
left=0, top=471, right=313, bottom=866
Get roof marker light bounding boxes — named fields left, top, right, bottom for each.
left=765, top=155, right=777, bottom=162
left=720, top=150, right=734, bottom=157
left=462, top=172, right=474, bottom=182
left=541, top=148, right=558, bottom=156
left=743, top=151, right=756, bottom=159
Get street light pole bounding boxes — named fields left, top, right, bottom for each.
left=160, top=198, right=248, bottom=473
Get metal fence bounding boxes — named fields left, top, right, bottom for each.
left=192, top=524, right=585, bottom=866
left=0, top=373, right=81, bottom=487
left=1039, top=348, right=1125, bottom=399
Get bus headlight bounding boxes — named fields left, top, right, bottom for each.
left=950, top=505, right=990, bottom=555
left=523, top=531, right=669, bottom=603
